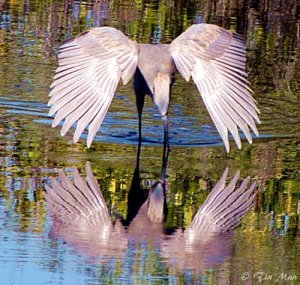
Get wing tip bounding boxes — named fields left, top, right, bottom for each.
left=52, top=120, right=59, bottom=128
left=87, top=140, right=92, bottom=148
left=224, top=140, right=230, bottom=153
left=60, top=129, right=67, bottom=137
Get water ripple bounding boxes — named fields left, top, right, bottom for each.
left=0, top=97, right=268, bottom=148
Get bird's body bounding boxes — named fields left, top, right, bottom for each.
left=133, top=44, right=175, bottom=141
left=49, top=24, right=260, bottom=152
left=135, top=44, right=175, bottom=116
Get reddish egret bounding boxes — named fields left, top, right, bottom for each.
left=48, top=24, right=260, bottom=152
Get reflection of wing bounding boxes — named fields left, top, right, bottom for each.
left=45, top=162, right=127, bottom=257
left=161, top=228, right=233, bottom=272
left=170, top=24, right=260, bottom=152
left=48, top=27, right=138, bottom=147
left=189, top=167, right=257, bottom=233
left=162, top=168, right=257, bottom=272
left=45, top=162, right=110, bottom=227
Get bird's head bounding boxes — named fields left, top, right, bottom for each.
left=153, top=72, right=175, bottom=116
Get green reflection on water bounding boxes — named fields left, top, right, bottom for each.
left=0, top=0, right=300, bottom=284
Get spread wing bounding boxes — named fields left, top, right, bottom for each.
left=49, top=27, right=138, bottom=147
left=170, top=24, right=260, bottom=152
left=189, top=168, right=257, bottom=233
left=45, top=162, right=111, bottom=229
left=44, top=162, right=128, bottom=257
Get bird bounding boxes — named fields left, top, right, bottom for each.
left=48, top=23, right=261, bottom=152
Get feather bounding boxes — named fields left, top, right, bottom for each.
left=48, top=27, right=138, bottom=147
left=170, top=23, right=260, bottom=152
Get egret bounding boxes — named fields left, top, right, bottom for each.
left=48, top=24, right=260, bottom=152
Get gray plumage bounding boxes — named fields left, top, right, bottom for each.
left=49, top=24, right=260, bottom=152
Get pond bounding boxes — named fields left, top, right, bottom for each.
left=0, top=0, right=300, bottom=284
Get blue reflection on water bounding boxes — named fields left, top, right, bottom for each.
left=0, top=206, right=102, bottom=285
left=0, top=97, right=267, bottom=148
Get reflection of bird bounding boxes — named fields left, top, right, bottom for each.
left=45, top=160, right=257, bottom=271
left=49, top=24, right=260, bottom=152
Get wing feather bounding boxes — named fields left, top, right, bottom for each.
left=49, top=27, right=138, bottom=147
left=189, top=168, right=257, bottom=233
left=170, top=23, right=260, bottom=152
left=45, top=162, right=111, bottom=226
left=61, top=94, right=98, bottom=136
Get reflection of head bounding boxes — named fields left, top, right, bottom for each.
left=146, top=181, right=165, bottom=224
left=45, top=162, right=257, bottom=273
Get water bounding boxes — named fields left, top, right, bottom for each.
left=0, top=0, right=300, bottom=284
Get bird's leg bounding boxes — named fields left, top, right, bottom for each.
left=136, top=131, right=142, bottom=167
left=162, top=115, right=169, bottom=159
left=136, top=94, right=145, bottom=144
left=138, top=113, right=142, bottom=143
left=160, top=119, right=170, bottom=182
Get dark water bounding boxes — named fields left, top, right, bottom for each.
left=0, top=0, right=300, bottom=284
